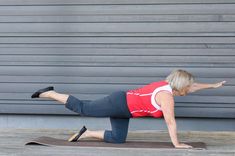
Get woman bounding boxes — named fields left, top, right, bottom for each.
left=31, top=69, right=226, bottom=148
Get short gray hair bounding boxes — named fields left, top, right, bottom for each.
left=166, top=69, right=194, bottom=91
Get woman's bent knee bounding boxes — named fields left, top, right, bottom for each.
left=113, top=139, right=126, bottom=144
left=104, top=130, right=127, bottom=144
left=65, top=95, right=84, bottom=114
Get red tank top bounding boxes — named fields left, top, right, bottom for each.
left=126, top=80, right=172, bottom=118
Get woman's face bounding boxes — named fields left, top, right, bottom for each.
left=173, top=86, right=190, bottom=96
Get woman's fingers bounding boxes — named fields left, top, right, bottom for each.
left=213, top=81, right=226, bottom=88
left=175, top=143, right=193, bottom=149
left=221, top=81, right=227, bottom=85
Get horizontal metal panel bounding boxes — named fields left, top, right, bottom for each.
left=0, top=48, right=235, bottom=56
left=0, top=66, right=234, bottom=77
left=175, top=107, right=235, bottom=118
left=0, top=104, right=74, bottom=115
left=1, top=37, right=235, bottom=44
left=1, top=62, right=234, bottom=68
left=0, top=76, right=164, bottom=84
left=1, top=0, right=235, bottom=5
left=174, top=96, right=235, bottom=104
left=1, top=22, right=235, bottom=33
left=1, top=15, right=235, bottom=23
left=0, top=43, right=233, bottom=49
left=0, top=55, right=234, bottom=64
left=1, top=4, right=235, bottom=15
left=3, top=32, right=235, bottom=37
left=0, top=76, right=233, bottom=85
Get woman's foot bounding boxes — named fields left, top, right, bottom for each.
left=68, top=126, right=88, bottom=142
left=31, top=86, right=54, bottom=98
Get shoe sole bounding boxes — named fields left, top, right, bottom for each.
left=68, top=133, right=79, bottom=142
left=67, top=126, right=87, bottom=142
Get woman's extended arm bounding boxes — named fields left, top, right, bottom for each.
left=157, top=91, right=192, bottom=149
left=188, top=81, right=226, bottom=93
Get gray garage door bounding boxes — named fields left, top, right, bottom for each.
left=0, top=0, right=234, bottom=118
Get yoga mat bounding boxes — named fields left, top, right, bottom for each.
left=25, top=136, right=206, bottom=150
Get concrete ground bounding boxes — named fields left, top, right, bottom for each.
left=0, top=129, right=234, bottom=156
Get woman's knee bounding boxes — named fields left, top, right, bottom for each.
left=114, top=138, right=126, bottom=143
left=110, top=136, right=127, bottom=144
left=65, top=95, right=84, bottom=114
left=104, top=130, right=127, bottom=143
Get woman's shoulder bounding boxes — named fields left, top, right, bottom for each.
left=155, top=90, right=174, bottom=107
left=149, top=80, right=169, bottom=87
left=151, top=80, right=172, bottom=92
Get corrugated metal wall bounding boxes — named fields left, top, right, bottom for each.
left=0, top=0, right=234, bottom=118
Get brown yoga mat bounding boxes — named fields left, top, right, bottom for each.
left=25, top=136, right=206, bottom=150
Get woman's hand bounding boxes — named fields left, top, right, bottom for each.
left=174, top=143, right=193, bottom=149
left=212, top=81, right=226, bottom=89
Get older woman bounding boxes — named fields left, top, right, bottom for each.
left=31, top=69, right=226, bottom=148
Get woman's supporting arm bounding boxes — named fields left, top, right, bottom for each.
left=188, top=81, right=226, bottom=93
left=157, top=91, right=192, bottom=148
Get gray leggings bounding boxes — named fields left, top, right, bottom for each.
left=65, top=91, right=132, bottom=143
